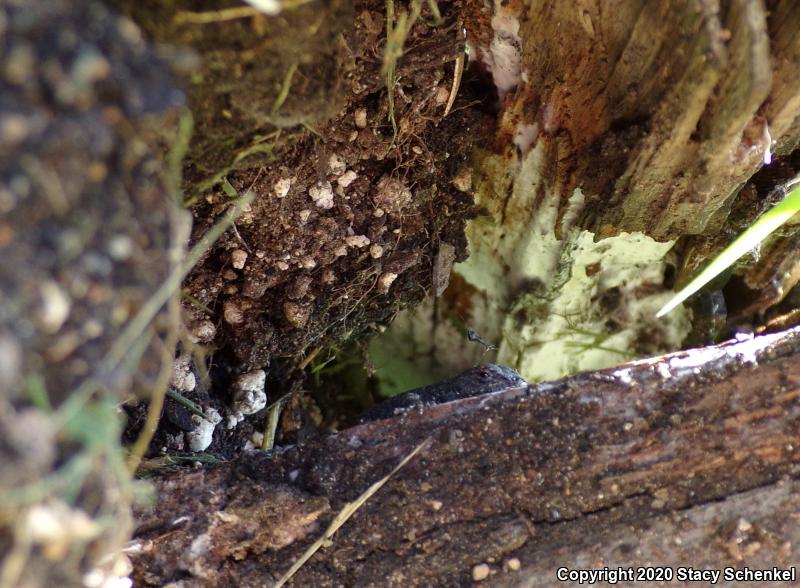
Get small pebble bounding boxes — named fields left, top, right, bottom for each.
left=223, top=301, right=244, bottom=325
left=191, top=320, right=216, bottom=343
left=186, top=408, right=222, bottom=452
left=231, top=249, right=248, bottom=269
left=231, top=370, right=267, bottom=415
left=274, top=178, right=291, bottom=198
left=472, top=564, right=490, bottom=581
left=328, top=154, right=346, bottom=176
left=452, top=167, right=472, bottom=192
left=39, top=281, right=71, bottom=333
left=435, top=85, right=450, bottom=105
left=309, top=181, right=334, bottom=209
left=170, top=355, right=196, bottom=393
left=378, top=272, right=398, bottom=293
left=283, top=302, right=311, bottom=328
left=354, top=108, right=368, bottom=128
left=337, top=170, right=358, bottom=188
left=373, top=175, right=411, bottom=212
left=107, top=235, right=133, bottom=261
left=287, top=275, right=313, bottom=300
left=345, top=235, right=370, bottom=248
left=250, top=431, right=264, bottom=447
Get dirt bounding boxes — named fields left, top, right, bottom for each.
left=0, top=0, right=179, bottom=402
left=115, top=0, right=497, bottom=460
left=6, top=3, right=800, bottom=587
left=115, top=0, right=353, bottom=177
left=115, top=0, right=800, bottom=467
left=0, top=0, right=181, bottom=585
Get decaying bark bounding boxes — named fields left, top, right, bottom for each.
left=132, top=328, right=800, bottom=586
left=378, top=0, right=800, bottom=387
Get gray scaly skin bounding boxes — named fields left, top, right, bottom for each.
left=359, top=364, right=526, bottom=423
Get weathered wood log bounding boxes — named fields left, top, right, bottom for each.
left=131, top=328, right=800, bottom=586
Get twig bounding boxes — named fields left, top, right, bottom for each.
left=128, top=113, right=193, bottom=473
left=261, top=397, right=285, bottom=451
left=181, top=291, right=215, bottom=316
left=125, top=328, right=176, bottom=473
left=165, top=389, right=207, bottom=420
left=174, top=7, right=263, bottom=25
left=444, top=52, right=464, bottom=117
left=272, top=63, right=299, bottom=115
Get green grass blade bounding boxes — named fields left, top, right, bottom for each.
left=657, top=182, right=800, bottom=318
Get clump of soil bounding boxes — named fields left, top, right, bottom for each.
left=178, top=0, right=491, bottom=368
left=118, top=0, right=497, bottom=458
left=115, top=0, right=354, bottom=177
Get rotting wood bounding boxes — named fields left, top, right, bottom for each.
left=396, top=0, right=800, bottom=388
left=131, top=328, right=800, bottom=586
left=495, top=478, right=800, bottom=587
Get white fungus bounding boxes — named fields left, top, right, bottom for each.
left=231, top=370, right=267, bottom=416
left=186, top=408, right=222, bottom=452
